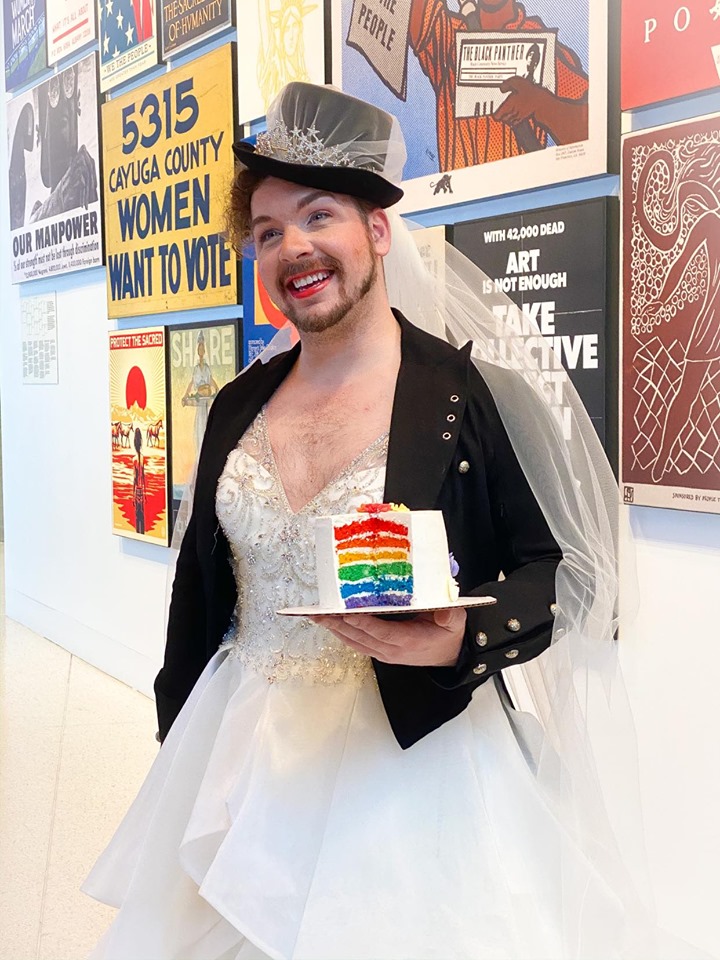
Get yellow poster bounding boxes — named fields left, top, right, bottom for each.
left=101, top=44, right=238, bottom=318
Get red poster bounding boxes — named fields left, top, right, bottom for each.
left=621, top=1, right=720, bottom=109
left=621, top=114, right=720, bottom=513
left=109, top=327, right=169, bottom=543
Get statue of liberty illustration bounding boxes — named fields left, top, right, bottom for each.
left=633, top=142, right=720, bottom=482
left=256, top=0, right=317, bottom=111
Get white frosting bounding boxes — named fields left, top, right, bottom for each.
left=314, top=510, right=457, bottom=609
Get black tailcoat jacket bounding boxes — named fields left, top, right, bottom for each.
left=157, top=313, right=562, bottom=749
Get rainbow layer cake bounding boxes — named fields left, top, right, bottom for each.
left=314, top=503, right=459, bottom=610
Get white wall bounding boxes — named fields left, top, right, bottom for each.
left=0, top=38, right=718, bottom=960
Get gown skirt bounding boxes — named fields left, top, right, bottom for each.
left=82, top=646, right=645, bottom=960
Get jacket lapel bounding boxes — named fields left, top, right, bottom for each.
left=385, top=314, right=470, bottom=509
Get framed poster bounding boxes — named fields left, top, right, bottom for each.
left=450, top=197, right=618, bottom=463
left=101, top=43, right=239, bottom=318
left=621, top=114, right=720, bottom=513
left=161, top=0, right=233, bottom=58
left=167, top=320, right=240, bottom=535
left=621, top=1, right=720, bottom=110
left=98, top=0, right=158, bottom=92
left=4, top=0, right=47, bottom=91
left=333, top=0, right=609, bottom=214
left=236, top=0, right=328, bottom=125
left=241, top=257, right=296, bottom=365
left=21, top=293, right=59, bottom=384
left=7, top=52, right=103, bottom=283
left=109, top=326, right=169, bottom=543
left=46, top=0, right=97, bottom=64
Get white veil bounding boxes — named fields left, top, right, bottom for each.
left=163, top=80, right=710, bottom=957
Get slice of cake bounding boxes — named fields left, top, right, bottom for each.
left=314, top=503, right=460, bottom=610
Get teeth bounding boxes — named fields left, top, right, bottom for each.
left=291, top=271, right=329, bottom=290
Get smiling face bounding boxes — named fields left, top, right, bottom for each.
left=250, top=177, right=389, bottom=335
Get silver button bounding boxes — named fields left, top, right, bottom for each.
left=450, top=394, right=459, bottom=402
left=506, top=618, right=521, bottom=632
left=442, top=432, right=452, bottom=440
left=505, top=649, right=519, bottom=659
left=475, top=631, right=488, bottom=647
left=447, top=414, right=456, bottom=423
left=549, top=602, right=558, bottom=616
left=458, top=460, right=470, bottom=474
left=473, top=663, right=487, bottom=675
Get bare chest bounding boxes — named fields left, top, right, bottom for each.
left=265, top=390, right=393, bottom=513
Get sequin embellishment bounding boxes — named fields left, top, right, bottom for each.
left=216, top=409, right=389, bottom=685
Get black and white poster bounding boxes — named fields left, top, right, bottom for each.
left=7, top=52, right=103, bottom=283
left=449, top=198, right=617, bottom=457
left=21, top=293, right=59, bottom=384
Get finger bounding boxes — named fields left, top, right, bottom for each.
left=316, top=615, right=395, bottom=652
left=499, top=77, right=517, bottom=93
left=338, top=633, right=392, bottom=659
left=433, top=607, right=455, bottom=629
left=341, top=613, right=401, bottom=645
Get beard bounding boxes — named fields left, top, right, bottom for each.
left=275, top=247, right=378, bottom=335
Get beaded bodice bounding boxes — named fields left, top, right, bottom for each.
left=216, top=408, right=388, bottom=684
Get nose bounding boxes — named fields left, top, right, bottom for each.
left=278, top=223, right=313, bottom=261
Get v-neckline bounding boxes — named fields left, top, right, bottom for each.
left=257, top=407, right=389, bottom=517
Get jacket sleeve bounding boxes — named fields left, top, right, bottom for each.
left=154, top=510, right=209, bottom=741
left=154, top=396, right=224, bottom=742
left=429, top=368, right=562, bottom=693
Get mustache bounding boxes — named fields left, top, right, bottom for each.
left=279, top=256, right=341, bottom=287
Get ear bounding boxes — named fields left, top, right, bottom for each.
left=367, top=207, right=392, bottom=257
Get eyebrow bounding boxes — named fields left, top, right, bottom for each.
left=250, top=191, right=339, bottom=232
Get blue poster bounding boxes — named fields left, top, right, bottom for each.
left=4, top=0, right=47, bottom=91
left=337, top=0, right=606, bottom=213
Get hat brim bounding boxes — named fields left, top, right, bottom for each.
left=232, top=141, right=403, bottom=208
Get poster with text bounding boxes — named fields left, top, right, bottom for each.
left=334, top=0, right=608, bottom=213
left=450, top=198, right=615, bottom=454
left=622, top=115, right=720, bottom=514
left=621, top=1, right=720, bottom=110
left=8, top=53, right=103, bottom=283
left=110, top=326, right=169, bottom=543
left=101, top=43, right=239, bottom=318
left=4, top=0, right=47, bottom=91
left=98, top=0, right=158, bottom=92
left=21, top=293, right=59, bottom=384
left=47, top=0, right=97, bottom=64
left=167, top=320, right=239, bottom=535
left=162, top=0, right=233, bottom=58
left=241, top=258, right=296, bottom=365
left=236, top=0, right=327, bottom=125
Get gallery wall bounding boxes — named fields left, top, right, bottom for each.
left=1, top=2, right=719, bottom=955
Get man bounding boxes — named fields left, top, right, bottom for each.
left=409, top=0, right=589, bottom=170
left=88, top=83, right=637, bottom=959
left=155, top=81, right=561, bottom=750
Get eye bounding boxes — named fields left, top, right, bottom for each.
left=308, top=210, right=331, bottom=225
left=257, top=227, right=280, bottom=247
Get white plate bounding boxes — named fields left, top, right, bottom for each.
left=277, top=596, right=497, bottom=617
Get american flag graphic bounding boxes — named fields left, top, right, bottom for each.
left=100, top=0, right=155, bottom=65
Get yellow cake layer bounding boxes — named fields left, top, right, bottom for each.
left=338, top=549, right=408, bottom=564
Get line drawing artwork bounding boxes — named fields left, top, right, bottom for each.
left=256, top=0, right=317, bottom=111
left=626, top=124, right=720, bottom=489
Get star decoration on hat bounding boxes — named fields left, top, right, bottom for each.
left=255, top=121, right=366, bottom=169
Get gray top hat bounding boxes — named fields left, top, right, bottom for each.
left=232, top=82, right=406, bottom=208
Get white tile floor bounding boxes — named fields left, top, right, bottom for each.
left=0, top=558, right=158, bottom=960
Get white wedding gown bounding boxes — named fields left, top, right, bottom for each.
left=84, top=410, right=650, bottom=960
